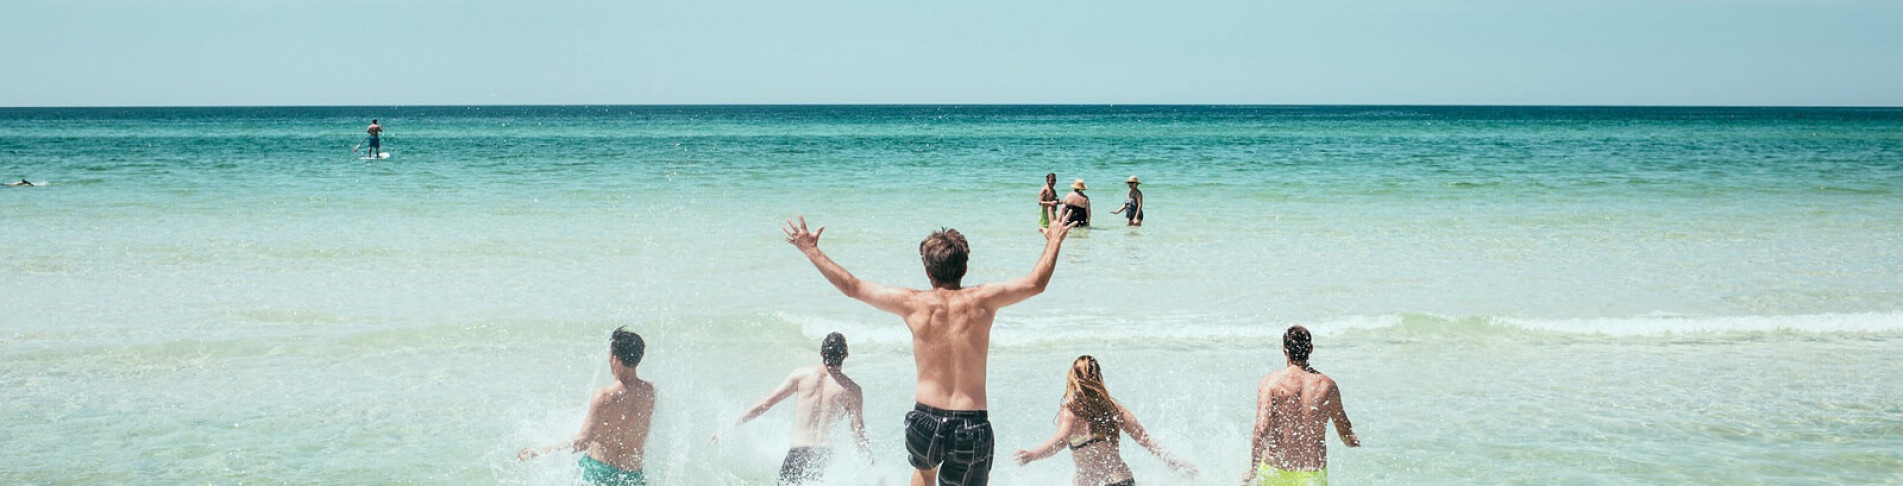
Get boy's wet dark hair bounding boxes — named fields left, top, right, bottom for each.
left=821, top=332, right=848, bottom=368
left=919, top=228, right=969, bottom=286
left=612, top=327, right=645, bottom=368
left=1284, top=325, right=1313, bottom=363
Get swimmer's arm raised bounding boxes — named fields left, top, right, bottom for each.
left=784, top=216, right=915, bottom=315
left=978, top=211, right=1075, bottom=308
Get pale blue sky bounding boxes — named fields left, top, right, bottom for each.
left=3, top=0, right=1899, bottom=106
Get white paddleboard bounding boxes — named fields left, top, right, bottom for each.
left=359, top=152, right=390, bottom=160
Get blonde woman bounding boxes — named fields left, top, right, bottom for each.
left=1014, top=356, right=1197, bottom=486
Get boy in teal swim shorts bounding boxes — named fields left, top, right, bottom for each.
left=1247, top=326, right=1359, bottom=486
left=520, top=328, right=657, bottom=485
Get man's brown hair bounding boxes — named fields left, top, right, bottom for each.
left=612, top=327, right=646, bottom=368
left=821, top=332, right=848, bottom=368
left=919, top=228, right=969, bottom=286
left=1284, top=325, right=1313, bottom=363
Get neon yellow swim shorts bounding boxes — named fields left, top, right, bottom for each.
left=1249, top=462, right=1327, bottom=486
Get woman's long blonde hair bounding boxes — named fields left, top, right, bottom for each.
left=1064, top=355, right=1122, bottom=435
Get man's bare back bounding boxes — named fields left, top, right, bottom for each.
left=719, top=333, right=871, bottom=485
left=579, top=379, right=656, bottom=472
left=787, top=366, right=863, bottom=446
left=1254, top=366, right=1354, bottom=470
left=519, top=328, right=655, bottom=485
left=1250, top=326, right=1357, bottom=481
left=893, top=288, right=999, bottom=410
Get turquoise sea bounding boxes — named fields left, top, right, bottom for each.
left=3, top=106, right=1901, bottom=484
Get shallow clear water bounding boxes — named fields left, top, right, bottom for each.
left=2, top=106, right=1901, bottom=484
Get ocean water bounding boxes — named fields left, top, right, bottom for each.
left=2, top=105, right=1901, bottom=485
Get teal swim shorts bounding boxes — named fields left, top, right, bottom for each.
left=579, top=455, right=646, bottom=486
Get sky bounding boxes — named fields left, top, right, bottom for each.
left=2, top=0, right=1900, bottom=106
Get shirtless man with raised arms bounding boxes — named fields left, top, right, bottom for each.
left=1247, top=325, right=1359, bottom=486
left=713, top=332, right=873, bottom=485
left=783, top=211, right=1077, bottom=486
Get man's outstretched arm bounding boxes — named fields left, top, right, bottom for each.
left=1327, top=384, right=1360, bottom=447
left=520, top=388, right=611, bottom=460
left=1247, top=383, right=1275, bottom=480
left=978, top=208, right=1076, bottom=308
left=711, top=372, right=799, bottom=443
left=846, top=386, right=874, bottom=463
left=783, top=216, right=914, bottom=315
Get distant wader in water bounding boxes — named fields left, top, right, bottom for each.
left=1063, top=179, right=1091, bottom=227
left=1110, top=175, right=1142, bottom=226
left=1039, top=172, right=1060, bottom=228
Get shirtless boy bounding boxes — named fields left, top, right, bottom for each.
left=1247, top=326, right=1359, bottom=486
left=783, top=212, right=1076, bottom=486
left=1039, top=173, right=1060, bottom=228
left=713, top=332, right=873, bottom=485
left=520, top=327, right=657, bottom=486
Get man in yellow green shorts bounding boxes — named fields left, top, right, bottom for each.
left=1247, top=326, right=1359, bottom=486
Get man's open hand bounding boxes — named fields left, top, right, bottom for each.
left=1042, top=208, right=1078, bottom=241
left=783, top=215, right=825, bottom=250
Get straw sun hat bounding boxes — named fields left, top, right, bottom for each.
left=1071, top=179, right=1088, bottom=190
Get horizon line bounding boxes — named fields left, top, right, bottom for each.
left=3, top=102, right=1902, bottom=110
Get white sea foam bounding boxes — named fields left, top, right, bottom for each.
left=1499, top=312, right=1903, bottom=336
left=778, top=310, right=1903, bottom=349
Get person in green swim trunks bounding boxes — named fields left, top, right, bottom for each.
left=520, top=327, right=657, bottom=486
left=1038, top=172, right=1060, bottom=228
left=1247, top=326, right=1359, bottom=486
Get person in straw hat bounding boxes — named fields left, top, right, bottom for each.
left=1110, top=175, right=1143, bottom=227
left=1061, top=179, right=1092, bottom=227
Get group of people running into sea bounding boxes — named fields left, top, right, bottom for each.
left=518, top=201, right=1360, bottom=486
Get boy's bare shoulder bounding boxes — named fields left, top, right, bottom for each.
left=1306, top=372, right=1338, bottom=391
left=1259, top=368, right=1291, bottom=387
left=599, top=380, right=655, bottom=399
left=593, top=384, right=621, bottom=401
